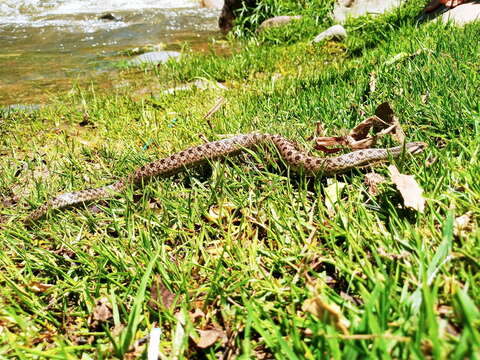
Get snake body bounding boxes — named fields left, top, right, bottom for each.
left=27, top=133, right=426, bottom=222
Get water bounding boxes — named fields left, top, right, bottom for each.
left=0, top=0, right=221, bottom=105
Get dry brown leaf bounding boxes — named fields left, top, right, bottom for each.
left=33, top=167, right=51, bottom=181
left=375, top=102, right=405, bottom=143
left=303, top=295, right=350, bottom=335
left=149, top=275, right=175, bottom=310
left=313, top=103, right=408, bottom=153
left=314, top=136, right=349, bottom=147
left=111, top=323, right=125, bottom=336
left=31, top=329, right=57, bottom=345
left=313, top=136, right=346, bottom=153
left=194, top=328, right=227, bottom=349
left=29, top=282, right=54, bottom=293
left=388, top=165, right=425, bottom=213
left=93, top=297, right=112, bottom=322
left=349, top=116, right=384, bottom=141
left=316, top=116, right=397, bottom=152
left=1, top=194, right=19, bottom=208
left=364, top=172, right=386, bottom=196
left=454, top=212, right=473, bottom=237
left=315, top=121, right=325, bottom=137
left=205, top=202, right=237, bottom=223
left=189, top=308, right=206, bottom=323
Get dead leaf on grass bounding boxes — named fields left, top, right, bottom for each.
left=315, top=121, right=325, bottom=137
left=303, top=295, right=350, bottom=335
left=364, top=172, right=386, bottom=196
left=92, top=297, right=113, bottom=322
left=194, top=328, right=227, bottom=349
left=149, top=275, right=176, bottom=310
left=314, top=102, right=406, bottom=152
left=29, top=282, right=54, bottom=293
left=374, top=102, right=405, bottom=143
left=31, top=329, right=57, bottom=345
left=205, top=202, right=237, bottom=223
left=454, top=212, right=473, bottom=237
left=188, top=308, right=206, bottom=323
left=112, top=323, right=125, bottom=336
left=1, top=194, right=19, bottom=208
left=388, top=165, right=425, bottom=213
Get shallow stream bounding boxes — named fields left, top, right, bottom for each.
left=0, top=0, right=221, bottom=105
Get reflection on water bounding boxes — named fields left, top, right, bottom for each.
left=0, top=0, right=221, bottom=105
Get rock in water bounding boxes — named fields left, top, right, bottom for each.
left=128, top=51, right=181, bottom=66
left=99, top=13, right=121, bottom=21
left=313, top=25, right=347, bottom=42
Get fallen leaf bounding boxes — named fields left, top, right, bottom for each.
left=454, top=212, right=473, bottom=237
left=364, top=172, right=386, bottom=196
left=374, top=102, right=405, bottom=143
left=303, top=295, right=350, bottom=335
left=349, top=116, right=384, bottom=141
left=388, top=165, right=425, bottom=213
left=31, top=329, right=57, bottom=345
left=194, top=328, right=227, bottom=349
left=188, top=308, right=206, bottom=323
left=315, top=121, right=325, bottom=137
left=92, top=297, right=112, bottom=322
left=33, top=167, right=51, bottom=181
left=205, top=202, right=237, bottom=223
left=149, top=275, right=175, bottom=310
left=1, top=194, right=19, bottom=208
left=29, top=282, right=54, bottom=293
left=312, top=104, right=408, bottom=152
left=314, top=136, right=348, bottom=153
left=112, top=323, right=125, bottom=336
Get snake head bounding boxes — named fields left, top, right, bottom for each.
left=406, top=141, right=427, bottom=155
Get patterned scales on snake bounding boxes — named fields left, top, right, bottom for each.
left=27, top=133, right=426, bottom=222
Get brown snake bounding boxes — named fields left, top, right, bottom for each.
left=27, top=133, right=426, bottom=222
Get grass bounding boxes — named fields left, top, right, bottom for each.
left=1, top=0, right=479, bottom=358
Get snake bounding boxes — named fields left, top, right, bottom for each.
left=26, top=133, right=426, bottom=222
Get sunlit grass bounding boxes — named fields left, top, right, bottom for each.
left=0, top=2, right=479, bottom=358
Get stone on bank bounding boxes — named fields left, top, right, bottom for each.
left=128, top=51, right=181, bottom=66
